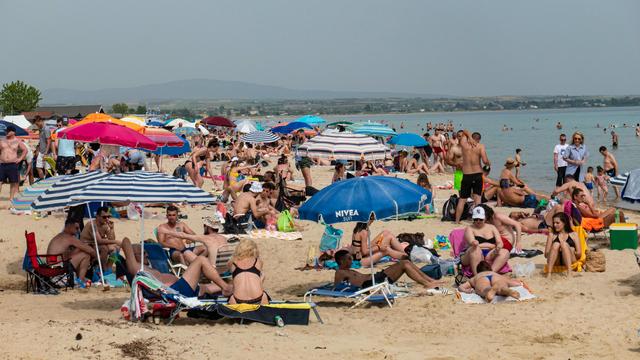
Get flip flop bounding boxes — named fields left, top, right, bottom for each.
left=426, top=287, right=452, bottom=296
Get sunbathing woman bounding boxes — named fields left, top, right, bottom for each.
left=228, top=239, right=269, bottom=304
left=120, top=238, right=231, bottom=298
left=221, top=157, right=254, bottom=201
left=352, top=219, right=407, bottom=267
left=458, top=261, right=521, bottom=302
left=481, top=165, right=500, bottom=205
left=499, top=158, right=549, bottom=208
left=405, top=153, right=444, bottom=175
left=417, top=173, right=435, bottom=214
left=544, top=213, right=581, bottom=278
left=185, top=139, right=220, bottom=189
left=461, top=206, right=510, bottom=275
left=477, top=204, right=522, bottom=252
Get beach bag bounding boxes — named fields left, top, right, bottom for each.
left=420, top=263, right=443, bottom=280
left=277, top=210, right=295, bottom=232
left=441, top=194, right=470, bottom=222
left=585, top=249, right=606, bottom=272
left=397, top=232, right=425, bottom=247
left=223, top=213, right=246, bottom=235
left=319, top=225, right=343, bottom=252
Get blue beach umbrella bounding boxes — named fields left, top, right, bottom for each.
left=352, top=123, right=397, bottom=136
left=296, top=115, right=326, bottom=125
left=299, top=176, right=431, bottom=224
left=147, top=119, right=165, bottom=127
left=271, top=121, right=313, bottom=134
left=0, top=120, right=28, bottom=136
left=299, top=176, right=431, bottom=290
left=388, top=133, right=428, bottom=147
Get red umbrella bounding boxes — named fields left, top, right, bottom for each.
left=58, top=122, right=158, bottom=150
left=202, top=116, right=235, bottom=127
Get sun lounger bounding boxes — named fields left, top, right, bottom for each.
left=304, top=281, right=397, bottom=308
left=126, top=271, right=321, bottom=325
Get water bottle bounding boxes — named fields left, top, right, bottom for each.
left=274, top=316, right=284, bottom=327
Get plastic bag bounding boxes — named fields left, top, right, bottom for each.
left=513, top=261, right=535, bottom=277
left=410, top=246, right=435, bottom=264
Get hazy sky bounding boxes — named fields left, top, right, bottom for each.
left=2, top=0, right=639, bottom=96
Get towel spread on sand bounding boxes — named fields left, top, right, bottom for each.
left=248, top=229, right=303, bottom=240
left=456, top=286, right=536, bottom=304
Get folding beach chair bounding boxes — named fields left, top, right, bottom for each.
left=304, top=281, right=397, bottom=308
left=23, top=231, right=74, bottom=294
left=563, top=201, right=607, bottom=240
left=450, top=228, right=511, bottom=286
left=143, top=241, right=187, bottom=277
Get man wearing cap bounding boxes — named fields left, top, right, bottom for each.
left=0, top=125, right=28, bottom=202
left=53, top=118, right=77, bottom=175
left=233, top=181, right=277, bottom=228
left=34, top=116, right=52, bottom=179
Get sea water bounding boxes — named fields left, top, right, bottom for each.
left=321, top=107, right=640, bottom=192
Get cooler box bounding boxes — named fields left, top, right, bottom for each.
left=609, top=223, right=638, bottom=250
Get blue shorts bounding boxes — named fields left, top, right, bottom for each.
left=585, top=182, right=594, bottom=190
left=523, top=194, right=538, bottom=209
left=170, top=278, right=199, bottom=298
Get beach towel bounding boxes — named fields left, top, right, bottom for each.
left=456, top=285, right=536, bottom=304
left=248, top=229, right=303, bottom=240
left=544, top=226, right=587, bottom=273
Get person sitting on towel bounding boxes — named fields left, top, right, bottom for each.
left=120, top=238, right=231, bottom=298
left=457, top=261, right=522, bottom=302
left=228, top=239, right=270, bottom=304
left=333, top=250, right=448, bottom=294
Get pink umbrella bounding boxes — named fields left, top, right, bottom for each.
left=140, top=127, right=184, bottom=147
left=58, top=122, right=158, bottom=150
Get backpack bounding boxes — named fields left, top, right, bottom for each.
left=173, top=164, right=187, bottom=180
left=441, top=194, right=470, bottom=222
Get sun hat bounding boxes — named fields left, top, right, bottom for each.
left=504, top=158, right=516, bottom=167
left=249, top=181, right=263, bottom=193
left=472, top=206, right=486, bottom=220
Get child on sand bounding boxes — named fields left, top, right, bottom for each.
left=457, top=261, right=522, bottom=302
left=584, top=166, right=595, bottom=198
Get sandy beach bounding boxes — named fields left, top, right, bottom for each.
left=1, top=158, right=639, bottom=360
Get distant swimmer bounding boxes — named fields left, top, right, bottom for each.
left=400, top=122, right=404, bottom=129
left=556, top=121, right=562, bottom=130
left=502, top=124, right=508, bottom=132
left=611, top=131, right=618, bottom=148
left=636, top=123, right=640, bottom=137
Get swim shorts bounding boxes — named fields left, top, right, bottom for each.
left=581, top=217, right=604, bottom=232
left=170, top=278, right=200, bottom=298
left=361, top=270, right=395, bottom=288
left=297, top=156, right=313, bottom=169
left=453, top=169, right=463, bottom=191
left=606, top=168, right=616, bottom=177
left=585, top=182, right=594, bottom=190
left=523, top=194, right=538, bottom=209
left=459, top=172, right=483, bottom=198
left=432, top=146, right=443, bottom=154
left=0, top=163, right=19, bottom=183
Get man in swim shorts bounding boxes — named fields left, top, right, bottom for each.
left=0, top=125, right=28, bottom=203
left=599, top=146, right=620, bottom=199
left=428, top=129, right=446, bottom=168
left=455, top=130, right=490, bottom=223
left=446, top=130, right=464, bottom=191
left=157, top=205, right=206, bottom=265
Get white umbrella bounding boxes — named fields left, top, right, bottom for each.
left=198, top=125, right=210, bottom=135
left=2, top=115, right=31, bottom=129
left=120, top=116, right=146, bottom=127
left=235, top=119, right=258, bottom=134
left=165, top=118, right=194, bottom=128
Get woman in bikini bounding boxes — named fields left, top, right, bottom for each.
left=228, top=239, right=269, bottom=304
left=545, top=212, right=581, bottom=278
left=185, top=139, right=220, bottom=189
left=351, top=219, right=407, bottom=267
left=461, top=206, right=510, bottom=275
left=458, top=261, right=521, bottom=302
left=221, top=157, right=254, bottom=201
left=481, top=165, right=500, bottom=205
left=275, top=155, right=294, bottom=181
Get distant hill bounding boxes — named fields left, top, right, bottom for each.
left=42, top=79, right=446, bottom=105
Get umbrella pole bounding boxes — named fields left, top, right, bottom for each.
left=86, top=203, right=106, bottom=286
left=139, top=203, right=145, bottom=272
left=368, top=229, right=375, bottom=285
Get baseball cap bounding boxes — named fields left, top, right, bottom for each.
left=249, top=181, right=263, bottom=193
left=472, top=206, right=486, bottom=220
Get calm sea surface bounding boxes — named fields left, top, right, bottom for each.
left=317, top=107, right=640, bottom=192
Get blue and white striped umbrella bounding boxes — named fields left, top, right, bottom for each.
left=610, top=172, right=628, bottom=187
left=70, top=171, right=216, bottom=204
left=240, top=130, right=280, bottom=144
left=31, top=171, right=111, bottom=211
left=297, top=132, right=388, bottom=160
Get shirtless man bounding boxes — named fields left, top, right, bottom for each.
left=428, top=129, right=446, bottom=167
left=233, top=181, right=278, bottom=228
left=446, top=130, right=464, bottom=191
left=333, top=249, right=448, bottom=294
left=80, top=206, right=122, bottom=271
left=157, top=205, right=206, bottom=265
left=0, top=126, right=28, bottom=202
left=611, top=131, right=619, bottom=148
left=551, top=174, right=594, bottom=207
left=160, top=219, right=229, bottom=268
left=47, top=219, right=97, bottom=282
left=455, top=130, right=490, bottom=223
left=599, top=146, right=620, bottom=199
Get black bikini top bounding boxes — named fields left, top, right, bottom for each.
left=232, top=258, right=261, bottom=278
left=475, top=235, right=496, bottom=245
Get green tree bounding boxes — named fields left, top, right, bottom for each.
left=111, top=103, right=129, bottom=114
left=0, top=80, right=42, bottom=115
left=135, top=105, right=147, bottom=114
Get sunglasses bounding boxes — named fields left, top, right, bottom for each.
left=473, top=218, right=484, bottom=222
left=573, top=137, right=582, bottom=141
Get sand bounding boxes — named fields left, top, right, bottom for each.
left=1, top=158, right=639, bottom=360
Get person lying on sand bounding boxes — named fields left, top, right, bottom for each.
left=333, top=250, right=450, bottom=295
left=228, top=239, right=270, bottom=304
left=120, top=238, right=231, bottom=298
left=498, top=158, right=550, bottom=208
left=47, top=219, right=97, bottom=283
left=457, top=261, right=522, bottom=302
left=509, top=204, right=564, bottom=233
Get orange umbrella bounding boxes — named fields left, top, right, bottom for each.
left=53, top=113, right=144, bottom=139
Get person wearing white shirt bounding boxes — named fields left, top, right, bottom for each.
left=553, top=134, right=569, bottom=187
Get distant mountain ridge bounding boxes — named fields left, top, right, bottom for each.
left=42, top=79, right=446, bottom=105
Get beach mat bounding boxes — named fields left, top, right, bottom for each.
left=248, top=229, right=303, bottom=240
left=456, top=285, right=536, bottom=304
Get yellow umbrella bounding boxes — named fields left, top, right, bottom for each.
left=120, top=115, right=146, bottom=127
